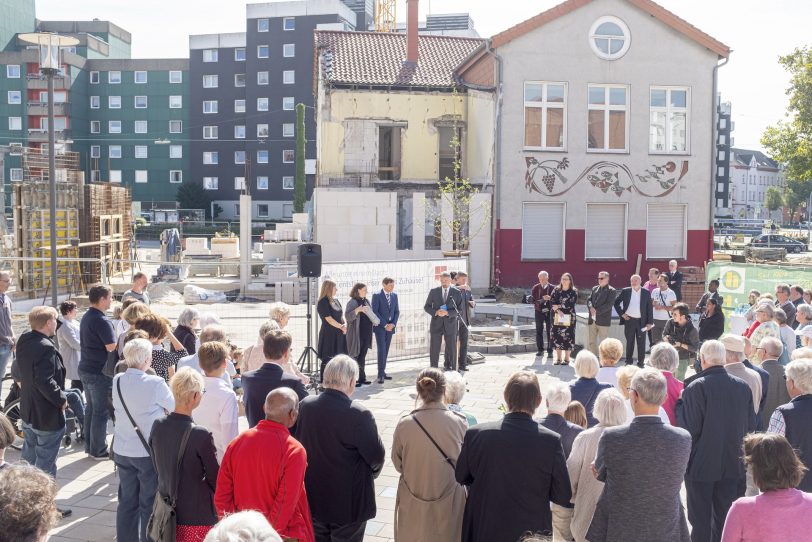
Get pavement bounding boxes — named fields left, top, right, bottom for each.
left=5, top=351, right=581, bottom=542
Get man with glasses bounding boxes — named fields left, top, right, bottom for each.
left=587, top=272, right=616, bottom=356
left=0, top=272, right=15, bottom=397
left=775, top=283, right=797, bottom=329
left=531, top=271, right=555, bottom=357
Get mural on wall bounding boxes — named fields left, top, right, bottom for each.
left=524, top=157, right=689, bottom=197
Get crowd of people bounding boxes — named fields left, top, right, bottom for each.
left=1, top=266, right=812, bottom=542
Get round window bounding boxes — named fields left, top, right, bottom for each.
left=589, top=16, right=630, bottom=60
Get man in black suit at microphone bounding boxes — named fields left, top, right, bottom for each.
left=454, top=271, right=476, bottom=372
left=424, top=271, right=465, bottom=370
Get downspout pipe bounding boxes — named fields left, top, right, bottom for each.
left=710, top=55, right=730, bottom=264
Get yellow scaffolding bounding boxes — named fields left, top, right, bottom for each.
left=375, top=0, right=396, bottom=32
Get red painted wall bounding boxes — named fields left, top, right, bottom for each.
left=494, top=228, right=712, bottom=288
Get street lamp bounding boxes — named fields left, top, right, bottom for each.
left=18, top=32, right=79, bottom=308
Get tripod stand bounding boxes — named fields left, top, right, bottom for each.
left=297, top=277, right=321, bottom=392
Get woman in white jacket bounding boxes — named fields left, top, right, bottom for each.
left=57, top=300, right=82, bottom=390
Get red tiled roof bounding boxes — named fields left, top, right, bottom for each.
left=315, top=30, right=485, bottom=89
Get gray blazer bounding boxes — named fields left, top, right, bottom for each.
left=586, top=416, right=691, bottom=542
left=760, top=359, right=790, bottom=428
left=345, top=297, right=378, bottom=358
left=56, top=318, right=82, bottom=381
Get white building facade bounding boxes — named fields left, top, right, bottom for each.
left=728, top=148, right=784, bottom=221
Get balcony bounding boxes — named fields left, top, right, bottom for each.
left=27, top=101, right=69, bottom=116
left=27, top=128, right=69, bottom=142
left=26, top=73, right=69, bottom=90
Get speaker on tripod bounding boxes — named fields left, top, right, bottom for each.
left=297, top=244, right=322, bottom=390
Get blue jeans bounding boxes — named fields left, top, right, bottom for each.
left=0, top=344, right=12, bottom=397
left=65, top=388, right=85, bottom=427
left=79, top=370, right=112, bottom=457
left=115, top=454, right=158, bottom=542
left=21, top=422, right=65, bottom=477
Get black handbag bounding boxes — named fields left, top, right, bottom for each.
left=147, top=426, right=192, bottom=542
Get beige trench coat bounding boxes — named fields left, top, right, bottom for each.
left=391, top=402, right=467, bottom=542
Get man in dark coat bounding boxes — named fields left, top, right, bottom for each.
left=767, top=358, right=812, bottom=492
left=456, top=371, right=571, bottom=542
left=676, top=340, right=757, bottom=542
left=294, top=355, right=385, bottom=542
left=424, top=271, right=464, bottom=370
left=242, top=330, right=307, bottom=428
left=587, top=271, right=617, bottom=355
left=665, top=260, right=684, bottom=301
left=756, top=337, right=789, bottom=428
left=454, top=271, right=475, bottom=372
left=531, top=271, right=555, bottom=357
left=587, top=369, right=691, bottom=542
left=613, top=275, right=654, bottom=367
left=371, top=277, right=399, bottom=383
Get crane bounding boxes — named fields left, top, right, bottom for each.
left=374, top=0, right=396, bottom=32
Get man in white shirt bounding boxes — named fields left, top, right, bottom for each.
left=651, top=275, right=677, bottom=345
left=613, top=275, right=654, bottom=367
left=192, top=342, right=239, bottom=463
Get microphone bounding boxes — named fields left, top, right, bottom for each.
left=449, top=288, right=470, bottom=331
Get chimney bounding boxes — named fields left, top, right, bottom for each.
left=406, top=0, right=419, bottom=64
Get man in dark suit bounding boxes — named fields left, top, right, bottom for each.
left=371, top=277, right=399, bottom=384
left=756, top=336, right=788, bottom=428
left=424, top=271, right=464, bottom=370
left=587, top=368, right=691, bottom=542
left=242, top=330, right=308, bottom=428
left=454, top=271, right=475, bottom=372
left=587, top=271, right=617, bottom=355
left=677, top=340, right=757, bottom=542
left=456, top=371, right=571, bottom=542
left=294, top=355, right=385, bottom=542
left=666, top=260, right=684, bottom=301
left=613, top=275, right=654, bottom=367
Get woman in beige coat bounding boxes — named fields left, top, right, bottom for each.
left=392, top=368, right=467, bottom=542
left=566, top=387, right=627, bottom=542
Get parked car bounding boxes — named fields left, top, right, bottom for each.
left=748, top=234, right=806, bottom=253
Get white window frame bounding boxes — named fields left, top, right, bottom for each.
left=203, top=177, right=219, bottom=190
left=108, top=120, right=122, bottom=134
left=134, top=120, right=148, bottom=134
left=234, top=99, right=246, bottom=113
left=256, top=150, right=269, bottom=163
left=134, top=70, right=148, bottom=84
left=6, top=65, right=20, bottom=78
left=257, top=45, right=269, bottom=58
left=169, top=145, right=182, bottom=158
left=235, top=48, right=246, bottom=61
left=7, top=91, right=21, bottom=104
left=134, top=145, right=148, bottom=159
left=90, top=120, right=100, bottom=133
left=257, top=176, right=269, bottom=190
left=645, top=204, right=687, bottom=260
left=282, top=149, right=294, bottom=163
left=234, top=125, right=246, bottom=139
left=110, top=170, right=122, bottom=183
left=283, top=17, right=295, bottom=31
left=90, top=95, right=100, bottom=109
left=521, top=202, right=566, bottom=261
left=203, top=151, right=219, bottom=165
left=589, top=16, right=631, bottom=61
left=587, top=84, right=630, bottom=153
left=109, top=145, right=122, bottom=159
left=257, top=98, right=269, bottom=111
left=282, top=123, right=294, bottom=138
left=202, top=49, right=218, bottom=63
left=134, top=95, right=148, bottom=109
left=234, top=151, right=246, bottom=165
left=649, top=86, right=690, bottom=154
left=283, top=97, right=295, bottom=110
left=169, top=70, right=182, bottom=84
left=169, top=95, right=182, bottom=108
left=203, top=100, right=218, bottom=114
left=9, top=168, right=23, bottom=182
left=169, top=120, right=183, bottom=133
left=135, top=170, right=148, bottom=184
left=169, top=170, right=183, bottom=184
left=90, top=70, right=100, bottom=84
left=283, top=44, right=295, bottom=58
left=257, top=124, right=269, bottom=138
left=90, top=145, right=101, bottom=158
left=282, top=176, right=294, bottom=190
left=257, top=18, right=270, bottom=32
left=108, top=71, right=121, bottom=84
left=257, top=71, right=269, bottom=85
left=283, top=70, right=295, bottom=85
left=234, top=73, right=246, bottom=87
left=523, top=81, right=567, bottom=151
left=234, top=177, right=246, bottom=190
left=585, top=203, right=627, bottom=260
left=203, top=74, right=218, bottom=88
left=108, top=95, right=122, bottom=109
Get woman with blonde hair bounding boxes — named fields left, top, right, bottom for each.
left=616, top=365, right=669, bottom=424
left=392, top=368, right=467, bottom=541
left=564, top=401, right=588, bottom=429
left=596, top=338, right=624, bottom=389
left=316, top=279, right=347, bottom=381
left=550, top=272, right=578, bottom=365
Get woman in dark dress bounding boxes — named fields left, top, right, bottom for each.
left=317, top=279, right=348, bottom=381
left=345, top=283, right=378, bottom=387
left=150, top=367, right=219, bottom=542
left=698, top=298, right=725, bottom=342
left=550, top=272, right=577, bottom=365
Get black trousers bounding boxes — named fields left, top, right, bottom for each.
left=313, top=520, right=366, bottom=542
left=686, top=478, right=742, bottom=542
left=535, top=310, right=552, bottom=353
left=623, top=317, right=646, bottom=367
left=430, top=322, right=458, bottom=370
left=458, top=320, right=469, bottom=371
left=356, top=346, right=368, bottom=382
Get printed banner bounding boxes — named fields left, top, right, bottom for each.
left=708, top=261, right=812, bottom=313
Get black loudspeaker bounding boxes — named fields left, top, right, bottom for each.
left=298, top=243, right=322, bottom=277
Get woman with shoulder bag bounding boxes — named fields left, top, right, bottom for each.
left=150, top=367, right=219, bottom=542
left=391, top=368, right=467, bottom=542
left=112, top=338, right=175, bottom=542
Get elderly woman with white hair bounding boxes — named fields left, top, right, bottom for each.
left=648, top=342, right=684, bottom=424
left=569, top=350, right=613, bottom=427
left=173, top=308, right=200, bottom=354
left=774, top=308, right=797, bottom=359
left=112, top=338, right=175, bottom=542
left=567, top=388, right=627, bottom=542
left=767, top=358, right=812, bottom=492
left=203, top=511, right=283, bottom=542
left=445, top=371, right=476, bottom=426
left=744, top=303, right=780, bottom=364
left=795, top=304, right=812, bottom=348
left=269, top=302, right=291, bottom=329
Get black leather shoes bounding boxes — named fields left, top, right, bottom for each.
left=377, top=377, right=384, bottom=384
left=383, top=375, right=392, bottom=380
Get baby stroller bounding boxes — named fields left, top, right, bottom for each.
left=3, top=382, right=86, bottom=449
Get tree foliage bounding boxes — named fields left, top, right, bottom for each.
left=176, top=182, right=215, bottom=219
left=765, top=186, right=784, bottom=213
left=294, top=103, right=307, bottom=214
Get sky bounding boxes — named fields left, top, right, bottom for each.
left=35, top=0, right=810, bottom=152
